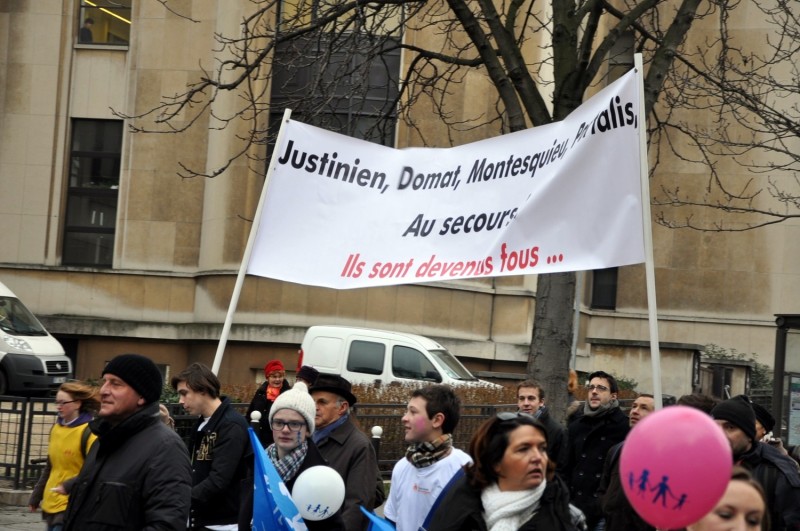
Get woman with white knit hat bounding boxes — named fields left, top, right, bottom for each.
left=239, top=381, right=344, bottom=531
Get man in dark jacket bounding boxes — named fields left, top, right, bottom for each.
left=597, top=393, right=656, bottom=531
left=311, top=374, right=383, bottom=530
left=712, top=395, right=800, bottom=531
left=64, top=353, right=191, bottom=530
left=172, top=362, right=250, bottom=530
left=564, top=370, right=629, bottom=531
left=517, top=379, right=568, bottom=474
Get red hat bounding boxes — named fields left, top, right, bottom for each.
left=264, top=360, right=285, bottom=378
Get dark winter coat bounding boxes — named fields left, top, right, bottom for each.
left=63, top=402, right=192, bottom=531
left=426, top=474, right=578, bottom=531
left=538, top=407, right=568, bottom=476
left=315, top=418, right=383, bottom=530
left=287, top=440, right=345, bottom=531
left=246, top=379, right=291, bottom=446
left=564, top=406, right=629, bottom=530
left=738, top=441, right=800, bottom=531
left=238, top=439, right=345, bottom=531
left=597, top=442, right=655, bottom=531
left=188, top=397, right=251, bottom=529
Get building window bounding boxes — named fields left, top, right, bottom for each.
left=78, top=1, right=132, bottom=46
left=591, top=267, right=618, bottom=310
left=268, top=2, right=402, bottom=147
left=269, top=35, right=401, bottom=146
left=62, top=120, right=122, bottom=268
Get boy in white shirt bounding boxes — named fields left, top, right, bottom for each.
left=384, top=385, right=471, bottom=531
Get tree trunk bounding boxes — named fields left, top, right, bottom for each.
left=528, top=271, right=577, bottom=423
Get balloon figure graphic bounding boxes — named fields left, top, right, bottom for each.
left=620, top=406, right=732, bottom=529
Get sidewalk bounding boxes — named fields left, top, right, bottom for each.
left=0, top=504, right=42, bottom=531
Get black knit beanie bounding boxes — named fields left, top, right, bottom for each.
left=103, top=353, right=163, bottom=404
left=711, top=394, right=756, bottom=442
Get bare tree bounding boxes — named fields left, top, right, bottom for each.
left=133, top=0, right=800, bottom=419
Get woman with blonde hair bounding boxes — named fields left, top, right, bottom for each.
left=686, top=466, right=768, bottom=531
left=28, top=381, right=100, bottom=531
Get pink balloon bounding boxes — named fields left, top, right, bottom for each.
left=619, top=406, right=732, bottom=529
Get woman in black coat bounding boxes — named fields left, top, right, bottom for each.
left=245, top=359, right=291, bottom=446
left=427, top=413, right=584, bottom=531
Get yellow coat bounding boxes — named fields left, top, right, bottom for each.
left=41, top=422, right=97, bottom=514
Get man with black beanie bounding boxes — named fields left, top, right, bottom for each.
left=712, top=394, right=800, bottom=531
left=64, top=354, right=192, bottom=530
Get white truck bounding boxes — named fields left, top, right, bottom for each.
left=0, top=281, right=73, bottom=395
left=299, top=325, right=500, bottom=388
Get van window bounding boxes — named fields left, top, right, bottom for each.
left=392, top=346, right=441, bottom=382
left=0, top=298, right=49, bottom=336
left=428, top=349, right=478, bottom=380
left=347, top=340, right=385, bottom=375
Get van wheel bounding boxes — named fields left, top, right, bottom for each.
left=0, top=369, right=8, bottom=396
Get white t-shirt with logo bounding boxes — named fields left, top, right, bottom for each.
left=384, top=448, right=472, bottom=531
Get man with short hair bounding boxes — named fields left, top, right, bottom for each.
left=171, top=362, right=250, bottom=530
left=310, top=374, right=383, bottom=531
left=517, top=379, right=568, bottom=472
left=598, top=394, right=656, bottom=531
left=79, top=18, right=93, bottom=43
left=64, top=354, right=191, bottom=530
left=712, top=395, right=800, bottom=530
left=564, top=370, right=629, bottom=531
left=384, top=384, right=471, bottom=531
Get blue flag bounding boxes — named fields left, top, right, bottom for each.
left=249, top=428, right=307, bottom=531
left=359, top=505, right=396, bottom=531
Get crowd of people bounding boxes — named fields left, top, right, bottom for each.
left=26, top=356, right=800, bottom=531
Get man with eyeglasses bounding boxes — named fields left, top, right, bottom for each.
left=171, top=362, right=250, bottom=530
left=563, top=370, right=629, bottom=531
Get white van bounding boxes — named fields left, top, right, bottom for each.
left=299, top=325, right=499, bottom=388
left=0, top=281, right=72, bottom=395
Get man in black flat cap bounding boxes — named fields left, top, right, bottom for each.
left=310, top=374, right=383, bottom=530
left=64, top=354, right=191, bottom=531
left=712, top=395, right=800, bottom=531
left=751, top=401, right=776, bottom=442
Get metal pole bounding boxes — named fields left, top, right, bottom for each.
left=634, top=53, right=663, bottom=409
left=211, top=108, right=293, bottom=375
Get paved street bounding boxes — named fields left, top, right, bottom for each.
left=0, top=504, right=42, bottom=530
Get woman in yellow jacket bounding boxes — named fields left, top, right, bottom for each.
left=29, top=381, right=100, bottom=531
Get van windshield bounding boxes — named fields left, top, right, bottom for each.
left=429, top=349, right=478, bottom=381
left=0, top=297, right=49, bottom=336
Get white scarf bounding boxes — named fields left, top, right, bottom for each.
left=481, top=480, right=547, bottom=531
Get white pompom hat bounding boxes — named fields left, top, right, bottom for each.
left=268, top=381, right=316, bottom=434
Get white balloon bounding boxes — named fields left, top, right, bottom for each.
left=292, top=466, right=345, bottom=521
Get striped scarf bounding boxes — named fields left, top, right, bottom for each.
left=267, top=441, right=308, bottom=483
left=405, top=433, right=453, bottom=468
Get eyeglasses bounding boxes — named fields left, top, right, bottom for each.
left=271, top=419, right=306, bottom=432
left=586, top=384, right=610, bottom=392
left=55, top=400, right=77, bottom=406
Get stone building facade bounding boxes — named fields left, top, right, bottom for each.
left=0, top=1, right=796, bottom=396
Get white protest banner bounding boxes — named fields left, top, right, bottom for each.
left=247, top=68, right=645, bottom=289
